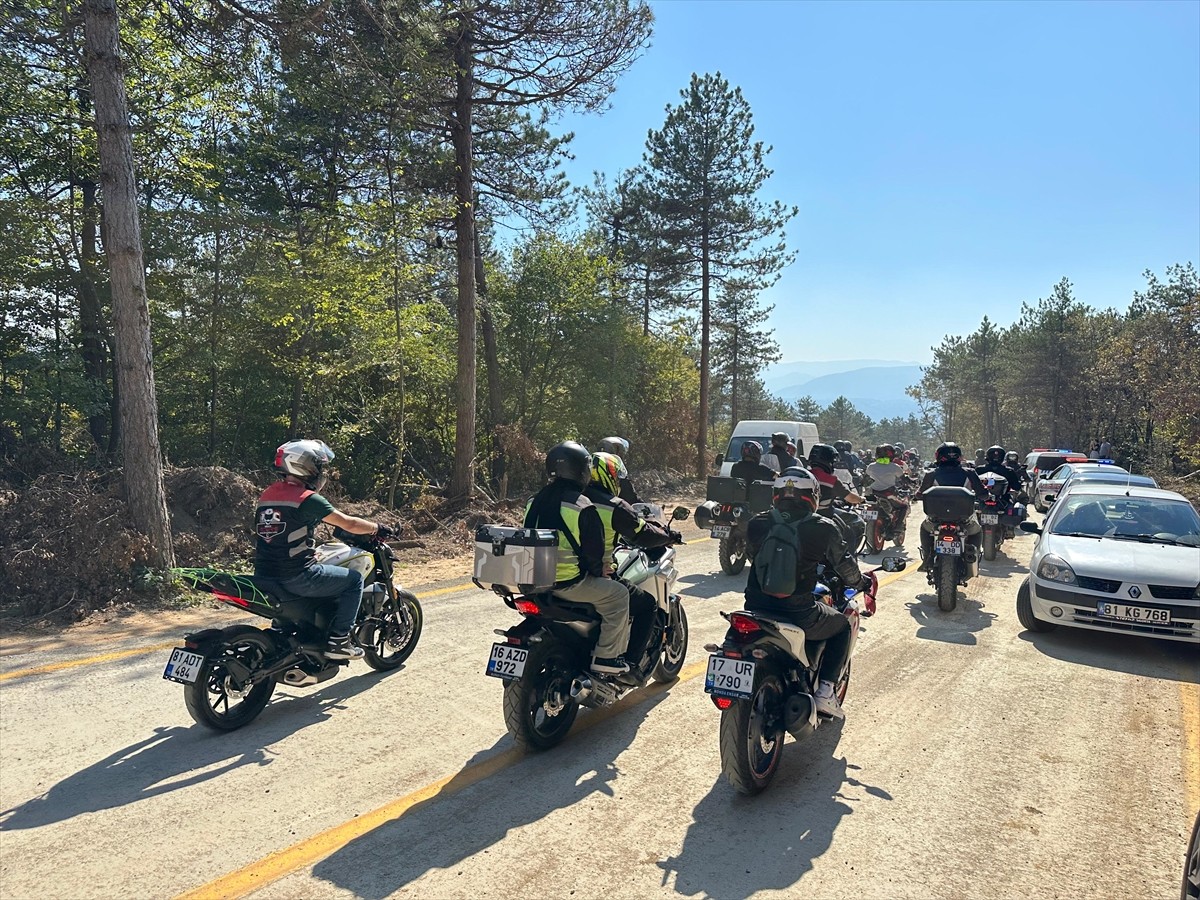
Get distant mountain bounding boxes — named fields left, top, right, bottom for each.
left=762, top=359, right=919, bottom=396
left=774, top=365, right=925, bottom=421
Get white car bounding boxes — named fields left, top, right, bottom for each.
left=1017, top=485, right=1200, bottom=643
left=1034, top=461, right=1125, bottom=512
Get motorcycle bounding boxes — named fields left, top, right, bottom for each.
left=168, top=528, right=423, bottom=731
left=920, top=486, right=980, bottom=611
left=704, top=557, right=905, bottom=795
left=978, top=473, right=1017, bottom=560
left=858, top=485, right=913, bottom=554
left=479, top=506, right=691, bottom=751
left=695, top=476, right=774, bottom=575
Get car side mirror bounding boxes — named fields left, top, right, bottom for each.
left=671, top=505, right=690, bottom=521
left=715, top=454, right=724, bottom=465
left=880, top=557, right=907, bottom=572
left=1046, top=494, right=1056, bottom=504
left=1019, top=521, right=1042, bottom=535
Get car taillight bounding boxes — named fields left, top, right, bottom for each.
left=729, top=612, right=761, bottom=635
left=514, top=599, right=541, bottom=615
left=712, top=696, right=734, bottom=710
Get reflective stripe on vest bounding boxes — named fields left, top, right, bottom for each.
left=524, top=497, right=589, bottom=584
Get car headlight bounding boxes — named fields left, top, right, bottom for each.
left=1037, top=554, right=1077, bottom=584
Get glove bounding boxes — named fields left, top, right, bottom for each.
left=860, top=571, right=878, bottom=617
left=669, top=529, right=684, bottom=545
left=374, top=522, right=399, bottom=540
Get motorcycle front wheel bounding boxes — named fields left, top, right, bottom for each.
left=719, top=672, right=785, bottom=795
left=361, top=590, right=423, bottom=672
left=502, top=641, right=579, bottom=751
left=653, top=605, right=689, bottom=684
left=719, top=534, right=747, bottom=575
left=936, top=559, right=958, bottom=612
left=184, top=625, right=277, bottom=731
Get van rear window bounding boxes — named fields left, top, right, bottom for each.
left=727, top=437, right=773, bottom=460
left=1034, top=454, right=1070, bottom=470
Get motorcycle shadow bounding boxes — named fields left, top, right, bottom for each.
left=308, top=689, right=673, bottom=899
left=659, top=730, right=892, bottom=899
left=0, top=670, right=385, bottom=831
left=677, top=572, right=745, bottom=599
left=906, top=596, right=998, bottom=646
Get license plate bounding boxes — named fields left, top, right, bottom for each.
left=981, top=513, right=999, bottom=524
left=1096, top=602, right=1171, bottom=625
left=162, top=648, right=205, bottom=684
left=710, top=525, right=731, bottom=538
left=485, top=643, right=528, bottom=680
left=704, top=655, right=756, bottom=700
left=860, top=509, right=878, bottom=520
left=935, top=540, right=963, bottom=555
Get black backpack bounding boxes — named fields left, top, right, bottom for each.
left=753, top=509, right=801, bottom=598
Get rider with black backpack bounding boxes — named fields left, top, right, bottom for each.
left=743, top=467, right=872, bottom=720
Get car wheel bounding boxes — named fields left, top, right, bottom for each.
left=1016, top=577, right=1055, bottom=632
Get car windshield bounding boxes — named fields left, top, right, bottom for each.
left=1035, top=454, right=1072, bottom=470
left=1048, top=494, right=1200, bottom=544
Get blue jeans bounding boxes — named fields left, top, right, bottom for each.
left=278, top=564, right=364, bottom=636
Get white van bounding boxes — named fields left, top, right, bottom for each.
left=718, top=420, right=821, bottom=476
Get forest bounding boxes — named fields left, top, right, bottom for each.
left=2, top=0, right=1197, bottom=602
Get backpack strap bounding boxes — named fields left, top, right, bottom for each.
left=525, top=489, right=586, bottom=565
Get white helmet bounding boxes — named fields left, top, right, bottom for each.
left=274, top=439, right=334, bottom=489
left=773, top=466, right=819, bottom=513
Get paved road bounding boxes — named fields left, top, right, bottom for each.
left=1, top=508, right=1197, bottom=900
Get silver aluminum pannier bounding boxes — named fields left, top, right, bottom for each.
left=473, top=525, right=560, bottom=593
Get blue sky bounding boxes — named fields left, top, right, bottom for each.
left=553, top=0, right=1200, bottom=364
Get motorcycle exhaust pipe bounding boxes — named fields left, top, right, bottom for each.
left=784, top=693, right=817, bottom=738
left=570, top=675, right=619, bottom=708
left=570, top=675, right=593, bottom=703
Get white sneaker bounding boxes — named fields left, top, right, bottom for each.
left=814, top=680, right=845, bottom=720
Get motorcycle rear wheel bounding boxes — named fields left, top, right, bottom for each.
left=184, top=626, right=276, bottom=731
left=502, top=642, right=579, bottom=751
left=870, top=518, right=885, bottom=554
left=982, top=528, right=997, bottom=562
left=719, top=673, right=785, bottom=795
left=936, top=560, right=958, bottom=612
left=361, top=591, right=423, bottom=671
left=653, top=605, right=689, bottom=684
left=718, top=534, right=746, bottom=575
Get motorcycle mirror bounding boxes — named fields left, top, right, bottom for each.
left=880, top=556, right=907, bottom=572
left=1019, top=521, right=1042, bottom=535
left=1046, top=494, right=1056, bottom=504
left=671, top=506, right=691, bottom=521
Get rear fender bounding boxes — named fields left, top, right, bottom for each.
left=182, top=628, right=226, bottom=652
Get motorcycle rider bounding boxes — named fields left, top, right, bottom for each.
left=730, top=440, right=778, bottom=486
left=598, top=436, right=640, bottom=504
left=762, top=432, right=800, bottom=474
left=525, top=442, right=633, bottom=675
left=973, top=448, right=986, bottom=469
left=976, top=445, right=1025, bottom=499
left=833, top=440, right=860, bottom=491
left=1004, top=450, right=1031, bottom=499
left=254, top=440, right=396, bottom=660
left=863, top=443, right=912, bottom=546
left=913, top=441, right=988, bottom=571
left=585, top=452, right=682, bottom=666
left=743, top=467, right=874, bottom=720
left=807, top=442, right=869, bottom=550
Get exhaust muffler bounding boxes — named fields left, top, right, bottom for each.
left=570, top=675, right=620, bottom=708
left=784, top=692, right=817, bottom=738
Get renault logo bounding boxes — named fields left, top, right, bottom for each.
left=1128, top=585, right=1142, bottom=599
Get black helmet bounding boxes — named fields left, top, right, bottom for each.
left=545, top=441, right=591, bottom=486
left=740, top=440, right=763, bottom=463
left=936, top=442, right=964, bottom=467
left=772, top=467, right=819, bottom=515
left=770, top=431, right=789, bottom=448
left=1005, top=450, right=1020, bottom=465
left=807, top=443, right=838, bottom=473
left=985, top=445, right=1006, bottom=466
left=598, top=436, right=629, bottom=458
left=833, top=440, right=849, bottom=453
left=875, top=443, right=896, bottom=461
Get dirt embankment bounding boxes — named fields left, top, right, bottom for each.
left=0, top=464, right=702, bottom=631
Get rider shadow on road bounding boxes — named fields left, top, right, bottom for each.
left=907, top=595, right=997, bottom=645
left=659, top=727, right=891, bottom=899
left=0, top=669, right=388, bottom=831
left=308, top=689, right=672, bottom=899
left=677, top=572, right=745, bottom=600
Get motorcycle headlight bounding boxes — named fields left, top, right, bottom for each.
left=1037, top=554, right=1077, bottom=584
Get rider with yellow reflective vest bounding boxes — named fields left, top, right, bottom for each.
left=584, top=452, right=682, bottom=667
left=524, top=442, right=633, bottom=675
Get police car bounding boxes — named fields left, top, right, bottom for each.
left=1024, top=449, right=1090, bottom=511
left=1035, top=460, right=1126, bottom=511
left=1016, top=484, right=1200, bottom=643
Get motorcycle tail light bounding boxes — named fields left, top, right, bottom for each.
left=712, top=696, right=734, bottom=710
left=184, top=640, right=200, bottom=649
left=514, top=599, right=541, bottom=615
left=728, top=612, right=762, bottom=635
left=941, top=534, right=956, bottom=541
left=212, top=590, right=249, bottom=608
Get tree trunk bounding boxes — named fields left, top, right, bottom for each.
left=697, top=221, right=710, bottom=477
left=78, top=177, right=109, bottom=452
left=448, top=28, right=477, bottom=502
left=476, top=223, right=505, bottom=490
left=83, top=0, right=175, bottom=569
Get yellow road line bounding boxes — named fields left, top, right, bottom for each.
left=0, top=642, right=179, bottom=683
left=176, top=657, right=711, bottom=900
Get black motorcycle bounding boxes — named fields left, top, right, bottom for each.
left=481, top=508, right=691, bottom=751
left=169, top=528, right=423, bottom=731
left=920, top=486, right=979, bottom=611
left=695, top=476, right=774, bottom=575
left=704, top=559, right=902, bottom=795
